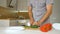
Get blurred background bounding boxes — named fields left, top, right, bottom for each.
left=0, top=0, right=60, bottom=27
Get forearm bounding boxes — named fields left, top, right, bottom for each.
left=28, top=6, right=35, bottom=25
left=28, top=6, right=33, bottom=19
left=39, top=10, right=52, bottom=23
left=28, top=11, right=33, bottom=20
left=38, top=5, right=53, bottom=23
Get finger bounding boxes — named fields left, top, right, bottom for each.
left=36, top=23, right=40, bottom=26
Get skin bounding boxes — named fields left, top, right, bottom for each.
left=28, top=4, right=53, bottom=26
left=28, top=6, right=34, bottom=25
left=37, top=4, right=53, bottom=26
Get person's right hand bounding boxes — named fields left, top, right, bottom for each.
left=30, top=19, right=34, bottom=25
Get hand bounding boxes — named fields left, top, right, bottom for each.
left=30, top=19, right=34, bottom=25
left=32, top=22, right=37, bottom=25
left=36, top=22, right=40, bottom=26
left=36, top=21, right=42, bottom=26
left=32, top=22, right=40, bottom=26
left=36, top=20, right=43, bottom=26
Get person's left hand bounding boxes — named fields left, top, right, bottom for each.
left=33, top=22, right=40, bottom=26
left=35, top=22, right=40, bottom=26
left=31, top=22, right=41, bottom=27
left=32, top=22, right=38, bottom=25
left=36, top=20, right=43, bottom=26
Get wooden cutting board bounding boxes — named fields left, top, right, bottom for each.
left=24, top=26, right=40, bottom=30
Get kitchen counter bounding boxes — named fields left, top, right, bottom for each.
left=0, top=19, right=10, bottom=27
left=0, top=27, right=60, bottom=34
